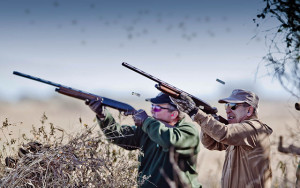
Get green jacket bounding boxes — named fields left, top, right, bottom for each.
left=97, top=111, right=201, bottom=188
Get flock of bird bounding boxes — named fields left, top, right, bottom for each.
left=21, top=1, right=233, bottom=46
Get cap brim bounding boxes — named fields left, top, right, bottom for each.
left=218, top=97, right=245, bottom=104
left=145, top=97, right=176, bottom=107
left=145, top=98, right=165, bottom=104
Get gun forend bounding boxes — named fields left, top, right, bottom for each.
left=155, top=84, right=180, bottom=98
left=55, top=87, right=98, bottom=101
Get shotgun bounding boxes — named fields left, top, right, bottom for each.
left=122, top=62, right=228, bottom=124
left=13, top=71, right=136, bottom=115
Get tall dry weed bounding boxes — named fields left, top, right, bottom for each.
left=273, top=110, right=300, bottom=187
left=0, top=114, right=141, bottom=187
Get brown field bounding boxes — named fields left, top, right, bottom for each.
left=0, top=96, right=299, bottom=187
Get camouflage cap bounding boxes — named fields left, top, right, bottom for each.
left=218, top=89, right=259, bottom=109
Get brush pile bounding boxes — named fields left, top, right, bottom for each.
left=0, top=123, right=140, bottom=187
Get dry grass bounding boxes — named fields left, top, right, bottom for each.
left=0, top=113, right=141, bottom=187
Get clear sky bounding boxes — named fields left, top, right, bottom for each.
left=0, top=0, right=291, bottom=102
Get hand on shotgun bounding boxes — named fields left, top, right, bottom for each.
left=86, top=97, right=105, bottom=118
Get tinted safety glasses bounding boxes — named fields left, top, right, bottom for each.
left=151, top=104, right=170, bottom=112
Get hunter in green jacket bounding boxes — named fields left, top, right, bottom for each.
left=88, top=93, right=201, bottom=188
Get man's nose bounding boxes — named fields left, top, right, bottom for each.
left=225, top=107, right=231, bottom=113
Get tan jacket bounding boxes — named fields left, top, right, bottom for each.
left=193, top=110, right=272, bottom=188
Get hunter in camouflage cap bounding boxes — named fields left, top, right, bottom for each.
left=218, top=89, right=259, bottom=109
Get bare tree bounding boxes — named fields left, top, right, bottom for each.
left=255, top=0, right=300, bottom=99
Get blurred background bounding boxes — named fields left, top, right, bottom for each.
left=0, top=0, right=299, bottom=187
left=0, top=0, right=292, bottom=101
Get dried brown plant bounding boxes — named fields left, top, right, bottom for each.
left=0, top=115, right=141, bottom=188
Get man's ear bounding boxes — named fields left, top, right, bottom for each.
left=247, top=106, right=254, bottom=116
left=171, top=111, right=179, bottom=119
